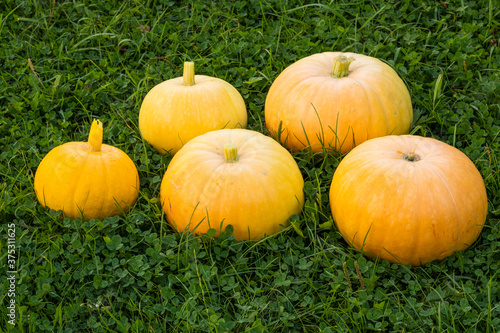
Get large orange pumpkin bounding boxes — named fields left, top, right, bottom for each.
left=329, top=135, right=487, bottom=266
left=34, top=120, right=140, bottom=220
left=160, top=129, right=304, bottom=241
left=139, top=62, right=247, bottom=155
left=265, top=52, right=413, bottom=154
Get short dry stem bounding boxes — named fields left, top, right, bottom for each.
left=223, top=143, right=238, bottom=163
left=183, top=62, right=195, bottom=86
left=88, top=119, right=103, bottom=152
left=332, top=55, right=354, bottom=78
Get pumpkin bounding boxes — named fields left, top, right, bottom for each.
left=34, top=120, right=140, bottom=220
left=139, top=61, right=247, bottom=155
left=329, top=135, right=488, bottom=266
left=160, top=129, right=304, bottom=240
left=265, top=52, right=413, bottom=154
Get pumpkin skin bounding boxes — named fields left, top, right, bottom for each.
left=139, top=62, right=247, bottom=155
left=265, top=52, right=413, bottom=154
left=329, top=135, right=487, bottom=266
left=34, top=120, right=140, bottom=220
left=160, top=129, right=305, bottom=241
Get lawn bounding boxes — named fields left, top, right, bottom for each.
left=1, top=0, right=499, bottom=332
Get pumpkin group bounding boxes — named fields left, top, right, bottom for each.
left=139, top=61, right=247, bottom=155
left=34, top=120, right=140, bottom=220
left=265, top=52, right=413, bottom=154
left=33, top=51, right=488, bottom=264
left=329, top=135, right=488, bottom=266
left=160, top=129, right=305, bottom=240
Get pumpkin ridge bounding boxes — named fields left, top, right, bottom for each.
left=196, top=160, right=229, bottom=206
left=274, top=77, right=319, bottom=134
left=360, top=160, right=403, bottom=249
left=243, top=162, right=278, bottom=237
left=334, top=155, right=409, bottom=255
left=194, top=161, right=240, bottom=234
left=403, top=161, right=441, bottom=266
left=281, top=76, right=334, bottom=150
left=98, top=152, right=110, bottom=218
left=334, top=77, right=371, bottom=147
left=243, top=157, right=300, bottom=237
left=346, top=76, right=389, bottom=137
left=427, top=162, right=462, bottom=246
left=332, top=153, right=385, bottom=202
left=218, top=87, right=238, bottom=127
left=301, top=78, right=330, bottom=149
left=353, top=68, right=413, bottom=131
left=193, top=90, right=203, bottom=131
left=71, top=150, right=90, bottom=219
left=327, top=77, right=343, bottom=151
left=400, top=164, right=424, bottom=265
left=370, top=158, right=420, bottom=263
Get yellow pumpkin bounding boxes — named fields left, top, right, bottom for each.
left=265, top=52, right=413, bottom=154
left=160, top=129, right=304, bottom=240
left=329, top=135, right=488, bottom=266
left=139, top=62, right=247, bottom=155
left=34, top=120, right=140, bottom=220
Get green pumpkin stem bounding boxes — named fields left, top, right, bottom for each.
left=183, top=61, right=195, bottom=86
left=223, top=143, right=238, bottom=163
left=88, top=119, right=103, bottom=152
left=403, top=152, right=421, bottom=162
left=332, top=55, right=354, bottom=78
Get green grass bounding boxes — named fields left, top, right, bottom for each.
left=1, top=0, right=499, bottom=332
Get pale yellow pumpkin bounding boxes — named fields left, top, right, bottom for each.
left=139, top=62, right=247, bottom=155
left=265, top=52, right=413, bottom=154
left=160, top=129, right=304, bottom=240
left=34, top=120, right=140, bottom=220
left=329, top=135, right=487, bottom=266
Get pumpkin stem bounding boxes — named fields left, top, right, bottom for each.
left=88, top=119, right=103, bottom=152
left=183, top=61, right=195, bottom=86
left=403, top=152, right=421, bottom=162
left=332, top=55, right=354, bottom=78
left=223, top=143, right=238, bottom=163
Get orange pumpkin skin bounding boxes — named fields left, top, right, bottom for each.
left=34, top=120, right=140, bottom=220
left=329, top=135, right=487, bottom=266
left=139, top=62, right=247, bottom=155
left=265, top=52, right=413, bottom=154
left=160, top=129, right=305, bottom=241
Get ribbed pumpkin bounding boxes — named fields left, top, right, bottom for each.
left=139, top=62, right=247, bottom=155
left=34, top=120, right=140, bottom=220
left=265, top=52, right=413, bottom=154
left=329, top=135, right=488, bottom=266
left=160, top=129, right=305, bottom=240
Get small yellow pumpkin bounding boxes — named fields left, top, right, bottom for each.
left=265, top=52, right=413, bottom=154
left=139, top=62, right=247, bottom=155
left=329, top=135, right=488, bottom=266
left=160, top=129, right=305, bottom=240
left=34, top=120, right=140, bottom=220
